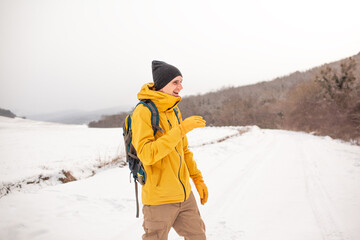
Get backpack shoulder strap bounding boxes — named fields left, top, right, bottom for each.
left=123, top=114, right=133, bottom=153
left=138, top=99, right=164, bottom=135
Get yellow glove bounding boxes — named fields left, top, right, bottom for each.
left=193, top=177, right=208, bottom=205
left=180, top=116, right=206, bottom=136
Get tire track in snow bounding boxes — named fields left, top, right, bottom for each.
left=219, top=132, right=275, bottom=209
left=300, top=140, right=349, bottom=240
left=203, top=129, right=276, bottom=239
left=189, top=127, right=251, bottom=149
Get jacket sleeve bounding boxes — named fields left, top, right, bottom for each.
left=183, top=135, right=203, bottom=180
left=132, top=105, right=183, bottom=166
left=177, top=107, right=203, bottom=180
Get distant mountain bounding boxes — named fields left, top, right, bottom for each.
left=0, top=108, right=17, bottom=118
left=27, top=105, right=132, bottom=124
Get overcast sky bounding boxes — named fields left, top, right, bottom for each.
left=1, top=0, right=359, bottom=116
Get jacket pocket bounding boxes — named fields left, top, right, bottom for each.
left=150, top=162, right=163, bottom=187
left=156, top=169, right=162, bottom=187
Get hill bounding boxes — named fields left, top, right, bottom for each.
left=179, top=52, right=360, bottom=143
left=0, top=108, right=17, bottom=118
left=89, top=52, right=360, bottom=143
left=27, top=105, right=131, bottom=125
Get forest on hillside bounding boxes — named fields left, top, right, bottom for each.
left=89, top=53, right=360, bottom=144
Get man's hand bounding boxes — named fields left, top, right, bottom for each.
left=193, top=177, right=208, bottom=205
left=180, top=116, right=206, bottom=136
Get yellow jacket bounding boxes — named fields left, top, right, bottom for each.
left=132, top=83, right=203, bottom=205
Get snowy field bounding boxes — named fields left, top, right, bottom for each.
left=0, top=116, right=360, bottom=240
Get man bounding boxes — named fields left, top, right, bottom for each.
left=132, top=60, right=208, bottom=240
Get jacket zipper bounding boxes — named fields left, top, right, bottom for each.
left=167, top=117, right=187, bottom=202
left=175, top=146, right=186, bottom=202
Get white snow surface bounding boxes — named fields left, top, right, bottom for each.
left=0, top=116, right=360, bottom=240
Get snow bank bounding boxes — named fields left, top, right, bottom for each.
left=0, top=117, right=124, bottom=195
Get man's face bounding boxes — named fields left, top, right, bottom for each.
left=159, top=76, right=183, bottom=97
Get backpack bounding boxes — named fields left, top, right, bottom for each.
left=123, top=99, right=180, bottom=218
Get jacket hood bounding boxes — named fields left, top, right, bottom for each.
left=137, top=82, right=181, bottom=112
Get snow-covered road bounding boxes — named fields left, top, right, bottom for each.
left=0, top=118, right=359, bottom=240
left=199, top=129, right=360, bottom=240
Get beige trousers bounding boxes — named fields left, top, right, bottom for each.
left=142, top=192, right=206, bottom=240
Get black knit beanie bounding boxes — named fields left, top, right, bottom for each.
left=152, top=60, right=182, bottom=91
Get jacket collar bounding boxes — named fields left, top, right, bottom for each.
left=137, top=83, right=181, bottom=112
